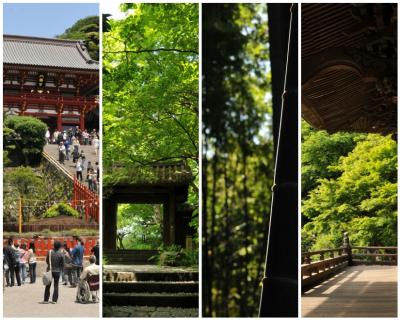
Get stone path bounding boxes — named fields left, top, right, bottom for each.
left=103, top=306, right=198, bottom=318
left=4, top=276, right=99, bottom=317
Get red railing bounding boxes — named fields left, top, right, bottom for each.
left=72, top=176, right=99, bottom=223
left=3, top=237, right=98, bottom=257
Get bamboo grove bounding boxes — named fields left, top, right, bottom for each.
left=202, top=4, right=274, bottom=317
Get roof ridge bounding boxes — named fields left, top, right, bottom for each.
left=4, top=34, right=84, bottom=46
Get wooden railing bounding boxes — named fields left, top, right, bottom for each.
left=352, top=246, right=397, bottom=265
left=72, top=176, right=99, bottom=223
left=302, top=248, right=349, bottom=292
left=302, top=233, right=397, bottom=292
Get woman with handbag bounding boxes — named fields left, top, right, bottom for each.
left=43, top=241, right=65, bottom=304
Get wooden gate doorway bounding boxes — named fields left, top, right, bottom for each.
left=103, top=163, right=194, bottom=264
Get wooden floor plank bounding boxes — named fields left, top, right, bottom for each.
left=302, top=265, right=397, bottom=317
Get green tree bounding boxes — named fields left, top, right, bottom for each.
left=302, top=134, right=397, bottom=250
left=301, top=121, right=359, bottom=196
left=57, top=16, right=99, bottom=60
left=4, top=116, right=47, bottom=166
left=103, top=4, right=199, bottom=243
left=203, top=4, right=272, bottom=317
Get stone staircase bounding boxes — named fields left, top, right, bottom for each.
left=103, top=265, right=199, bottom=317
left=104, top=250, right=158, bottom=265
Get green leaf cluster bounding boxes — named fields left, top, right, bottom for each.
left=103, top=4, right=199, bottom=247
left=43, top=202, right=80, bottom=218
left=302, top=128, right=397, bottom=251
left=57, top=16, right=99, bottom=60
left=4, top=116, right=47, bottom=166
left=202, top=4, right=272, bottom=317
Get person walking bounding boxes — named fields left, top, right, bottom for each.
left=43, top=241, right=64, bottom=304
left=91, top=241, right=100, bottom=266
left=12, top=243, right=22, bottom=286
left=45, top=129, right=51, bottom=144
left=71, top=240, right=84, bottom=279
left=76, top=159, right=83, bottom=182
left=19, top=244, right=29, bottom=284
left=28, top=242, right=37, bottom=283
left=4, top=238, right=17, bottom=287
left=92, top=135, right=99, bottom=155
left=62, top=243, right=73, bottom=286
left=58, top=142, right=66, bottom=164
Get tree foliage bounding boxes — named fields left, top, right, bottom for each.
left=117, top=204, right=163, bottom=250
left=103, top=4, right=199, bottom=239
left=4, top=116, right=47, bottom=166
left=57, top=16, right=99, bottom=60
left=203, top=4, right=272, bottom=317
left=302, top=127, right=397, bottom=251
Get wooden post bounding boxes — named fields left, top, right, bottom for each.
left=57, top=112, right=62, bottom=131
left=343, top=232, right=353, bottom=265
left=80, top=111, right=85, bottom=130
left=259, top=4, right=298, bottom=317
left=18, top=196, right=23, bottom=234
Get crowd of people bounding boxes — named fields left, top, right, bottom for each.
left=45, top=126, right=100, bottom=193
left=4, top=237, right=100, bottom=304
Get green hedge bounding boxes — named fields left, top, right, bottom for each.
left=43, top=203, right=80, bottom=218
left=4, top=116, right=47, bottom=166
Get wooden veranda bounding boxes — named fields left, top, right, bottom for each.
left=302, top=234, right=397, bottom=317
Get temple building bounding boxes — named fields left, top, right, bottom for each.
left=3, top=35, right=99, bottom=131
left=302, top=4, right=397, bottom=136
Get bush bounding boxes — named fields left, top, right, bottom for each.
left=43, top=203, right=80, bottom=218
left=4, top=116, right=47, bottom=166
left=150, top=245, right=198, bottom=267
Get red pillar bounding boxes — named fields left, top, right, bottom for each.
left=57, top=112, right=62, bottom=131
left=80, top=111, right=85, bottom=130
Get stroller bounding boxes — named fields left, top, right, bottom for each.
left=76, top=274, right=99, bottom=304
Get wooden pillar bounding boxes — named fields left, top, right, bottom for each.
left=169, top=191, right=176, bottom=245
left=103, top=199, right=117, bottom=250
left=57, top=112, right=62, bottom=131
left=80, top=105, right=86, bottom=130
left=343, top=232, right=353, bottom=265
left=259, top=4, right=298, bottom=317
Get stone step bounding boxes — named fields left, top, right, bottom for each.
left=103, top=281, right=198, bottom=293
left=103, top=306, right=199, bottom=317
left=104, top=250, right=158, bottom=265
left=104, top=271, right=198, bottom=282
left=103, top=292, right=199, bottom=308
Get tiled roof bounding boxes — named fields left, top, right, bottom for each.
left=104, top=163, right=193, bottom=187
left=4, top=35, right=99, bottom=70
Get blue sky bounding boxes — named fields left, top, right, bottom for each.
left=4, top=3, right=99, bottom=38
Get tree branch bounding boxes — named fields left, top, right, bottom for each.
left=104, top=48, right=198, bottom=55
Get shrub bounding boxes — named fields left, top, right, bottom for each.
left=43, top=203, right=80, bottom=218
left=4, top=116, right=47, bottom=166
left=150, top=245, right=198, bottom=267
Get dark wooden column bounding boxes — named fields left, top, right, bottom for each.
left=168, top=190, right=176, bottom=245
left=259, top=4, right=298, bottom=317
left=103, top=198, right=117, bottom=250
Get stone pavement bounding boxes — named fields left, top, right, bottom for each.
left=103, top=306, right=199, bottom=318
left=4, top=276, right=99, bottom=317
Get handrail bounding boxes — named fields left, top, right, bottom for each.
left=42, top=151, right=73, bottom=180
left=301, top=233, right=397, bottom=292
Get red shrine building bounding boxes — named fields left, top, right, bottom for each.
left=3, top=35, right=99, bottom=131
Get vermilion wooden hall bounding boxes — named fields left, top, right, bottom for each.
left=3, top=35, right=99, bottom=131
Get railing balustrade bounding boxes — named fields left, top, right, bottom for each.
left=301, top=233, right=397, bottom=292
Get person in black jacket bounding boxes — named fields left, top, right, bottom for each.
left=4, top=238, right=20, bottom=287
left=43, top=241, right=65, bottom=304
left=90, top=241, right=99, bottom=266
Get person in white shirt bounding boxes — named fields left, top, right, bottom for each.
left=78, top=255, right=99, bottom=303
